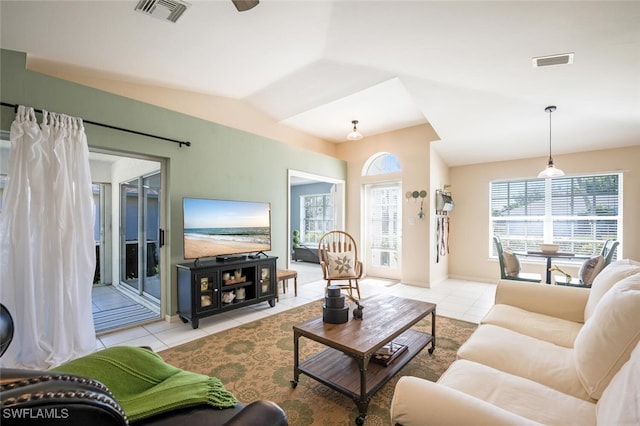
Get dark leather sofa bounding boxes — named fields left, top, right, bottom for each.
left=0, top=304, right=287, bottom=426
left=291, top=245, right=320, bottom=263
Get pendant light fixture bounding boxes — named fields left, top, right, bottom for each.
left=538, top=105, right=564, bottom=178
left=346, top=120, right=363, bottom=141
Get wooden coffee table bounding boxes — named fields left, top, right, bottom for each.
left=291, top=294, right=436, bottom=425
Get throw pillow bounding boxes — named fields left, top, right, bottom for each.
left=327, top=251, right=355, bottom=278
left=578, top=255, right=605, bottom=286
left=574, top=273, right=640, bottom=399
left=596, top=342, right=640, bottom=425
left=585, top=259, right=640, bottom=321
left=502, top=249, right=520, bottom=277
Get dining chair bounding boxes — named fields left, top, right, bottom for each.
left=601, top=240, right=620, bottom=267
left=318, top=230, right=362, bottom=299
left=555, top=240, right=619, bottom=287
left=493, top=236, right=542, bottom=283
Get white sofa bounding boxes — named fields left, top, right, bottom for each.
left=391, top=259, right=640, bottom=425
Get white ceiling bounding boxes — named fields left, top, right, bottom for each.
left=1, top=1, right=639, bottom=166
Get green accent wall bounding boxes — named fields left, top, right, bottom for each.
left=1, top=49, right=346, bottom=316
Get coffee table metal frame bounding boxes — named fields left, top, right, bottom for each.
left=291, top=294, right=436, bottom=425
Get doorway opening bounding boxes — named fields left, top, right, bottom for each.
left=287, top=170, right=345, bottom=284
left=90, top=151, right=164, bottom=334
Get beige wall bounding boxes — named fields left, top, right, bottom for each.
left=448, top=146, right=640, bottom=283
left=336, top=124, right=440, bottom=286
left=26, top=57, right=337, bottom=158
left=1, top=49, right=348, bottom=317
left=429, top=144, right=451, bottom=284
left=17, top=53, right=639, bottom=287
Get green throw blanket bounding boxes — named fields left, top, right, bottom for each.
left=51, top=346, right=237, bottom=422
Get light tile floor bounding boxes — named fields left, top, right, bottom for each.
left=95, top=264, right=496, bottom=352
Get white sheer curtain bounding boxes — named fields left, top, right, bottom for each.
left=0, top=105, right=96, bottom=369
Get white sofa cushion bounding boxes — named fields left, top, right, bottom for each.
left=391, top=375, right=543, bottom=426
left=492, top=280, right=590, bottom=323
left=596, top=342, right=640, bottom=425
left=438, top=360, right=596, bottom=426
left=481, top=304, right=582, bottom=348
left=573, top=273, right=640, bottom=399
left=457, top=324, right=590, bottom=400
left=584, top=259, right=640, bottom=320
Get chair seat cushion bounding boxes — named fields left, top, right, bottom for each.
left=439, top=360, right=596, bottom=426
left=481, top=304, right=582, bottom=348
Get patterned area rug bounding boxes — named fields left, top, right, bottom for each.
left=159, top=299, right=476, bottom=426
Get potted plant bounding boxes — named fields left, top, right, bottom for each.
left=292, top=229, right=301, bottom=249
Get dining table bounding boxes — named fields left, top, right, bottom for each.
left=519, top=251, right=577, bottom=284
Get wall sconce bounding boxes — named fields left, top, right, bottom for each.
left=406, top=190, right=427, bottom=219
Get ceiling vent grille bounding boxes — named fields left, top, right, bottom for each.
left=532, top=53, right=574, bottom=68
left=135, top=0, right=190, bottom=23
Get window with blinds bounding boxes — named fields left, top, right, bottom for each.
left=368, top=183, right=400, bottom=268
left=302, top=194, right=334, bottom=244
left=490, top=173, right=621, bottom=258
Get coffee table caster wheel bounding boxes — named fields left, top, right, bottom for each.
left=290, top=380, right=298, bottom=389
left=356, top=415, right=365, bottom=425
left=428, top=347, right=435, bottom=354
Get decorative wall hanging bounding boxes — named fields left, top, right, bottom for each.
left=405, top=190, right=427, bottom=219
left=435, top=186, right=453, bottom=263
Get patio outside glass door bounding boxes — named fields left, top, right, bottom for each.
left=120, top=172, right=161, bottom=301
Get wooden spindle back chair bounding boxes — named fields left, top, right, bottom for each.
left=318, top=230, right=362, bottom=299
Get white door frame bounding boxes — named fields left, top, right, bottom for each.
left=287, top=169, right=345, bottom=269
left=362, top=180, right=402, bottom=279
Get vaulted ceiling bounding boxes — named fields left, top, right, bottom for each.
left=1, top=1, right=639, bottom=166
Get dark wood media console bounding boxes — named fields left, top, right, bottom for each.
left=176, top=256, right=278, bottom=329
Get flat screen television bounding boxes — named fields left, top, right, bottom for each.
left=183, top=197, right=271, bottom=260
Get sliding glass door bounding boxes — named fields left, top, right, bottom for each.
left=120, top=172, right=161, bottom=300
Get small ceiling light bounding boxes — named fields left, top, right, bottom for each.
left=346, top=120, right=363, bottom=141
left=538, top=105, right=564, bottom=178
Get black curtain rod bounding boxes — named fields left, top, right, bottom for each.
left=1, top=102, right=191, bottom=148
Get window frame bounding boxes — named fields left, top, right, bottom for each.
left=300, top=193, right=334, bottom=245
left=490, top=172, right=622, bottom=261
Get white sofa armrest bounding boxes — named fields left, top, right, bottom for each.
left=494, top=280, right=590, bottom=323
left=390, top=376, right=542, bottom=426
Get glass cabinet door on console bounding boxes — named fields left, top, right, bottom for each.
left=196, top=272, right=219, bottom=312
left=259, top=265, right=275, bottom=297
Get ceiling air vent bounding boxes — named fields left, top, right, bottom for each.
left=532, top=53, right=574, bottom=68
left=135, top=0, right=191, bottom=23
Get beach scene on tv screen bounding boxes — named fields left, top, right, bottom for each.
left=183, top=198, right=271, bottom=259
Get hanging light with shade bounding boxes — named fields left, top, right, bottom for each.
left=538, top=105, right=564, bottom=178
left=346, top=120, right=363, bottom=141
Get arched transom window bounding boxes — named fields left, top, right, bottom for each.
left=362, top=152, right=401, bottom=176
